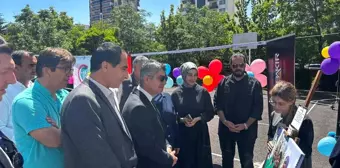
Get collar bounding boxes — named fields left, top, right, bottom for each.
left=137, top=85, right=153, bottom=102
left=8, top=81, right=26, bottom=90
left=34, top=80, right=53, bottom=97
left=89, top=77, right=113, bottom=98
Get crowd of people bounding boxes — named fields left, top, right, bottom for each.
left=1, top=34, right=335, bottom=168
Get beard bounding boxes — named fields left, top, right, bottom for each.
left=232, top=70, right=245, bottom=77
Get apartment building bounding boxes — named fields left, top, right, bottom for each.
left=89, top=0, right=139, bottom=24
left=181, top=0, right=236, bottom=15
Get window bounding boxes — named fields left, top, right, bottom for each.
left=219, top=8, right=225, bottom=12
left=219, top=0, right=225, bottom=5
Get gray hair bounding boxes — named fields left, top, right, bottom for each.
left=0, top=36, right=6, bottom=45
left=133, top=55, right=149, bottom=68
left=140, top=60, right=165, bottom=87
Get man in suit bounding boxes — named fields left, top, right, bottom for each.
left=119, top=55, right=148, bottom=110
left=61, top=42, right=137, bottom=168
left=122, top=60, right=178, bottom=168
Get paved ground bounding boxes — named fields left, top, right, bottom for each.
left=164, top=88, right=338, bottom=168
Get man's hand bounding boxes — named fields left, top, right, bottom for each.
left=234, top=123, right=246, bottom=132
left=222, top=120, right=239, bottom=133
left=168, top=150, right=178, bottom=167
left=185, top=117, right=201, bottom=127
left=46, top=117, right=59, bottom=129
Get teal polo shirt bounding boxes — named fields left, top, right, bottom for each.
left=12, top=80, right=68, bottom=168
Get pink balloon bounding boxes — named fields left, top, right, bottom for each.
left=245, top=64, right=251, bottom=71
left=255, top=74, right=267, bottom=87
left=68, top=76, right=74, bottom=84
left=250, top=59, right=266, bottom=74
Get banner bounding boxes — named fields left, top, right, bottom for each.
left=73, top=56, right=91, bottom=88
left=266, top=34, right=296, bottom=120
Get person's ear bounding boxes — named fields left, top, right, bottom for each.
left=42, top=67, right=52, bottom=77
left=101, top=62, right=108, bottom=72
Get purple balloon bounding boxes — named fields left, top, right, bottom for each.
left=173, top=67, right=181, bottom=78
left=329, top=41, right=340, bottom=59
left=321, top=58, right=339, bottom=75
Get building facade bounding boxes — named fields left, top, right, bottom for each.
left=89, top=0, right=139, bottom=24
left=180, top=0, right=236, bottom=15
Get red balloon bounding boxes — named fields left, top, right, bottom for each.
left=209, top=59, right=223, bottom=74
left=198, top=66, right=210, bottom=79
left=204, top=84, right=215, bottom=92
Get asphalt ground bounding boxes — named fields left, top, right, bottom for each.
left=163, top=88, right=338, bottom=168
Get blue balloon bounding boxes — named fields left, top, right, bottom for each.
left=317, top=136, right=337, bottom=157
left=164, top=77, right=174, bottom=88
left=247, top=71, right=254, bottom=77
left=165, top=63, right=171, bottom=76
left=328, top=131, right=336, bottom=137
left=176, top=75, right=184, bottom=85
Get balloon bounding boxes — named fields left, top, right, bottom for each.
left=68, top=76, right=74, bottom=84
left=173, top=67, right=181, bottom=78
left=317, top=136, right=337, bottom=157
left=250, top=59, right=266, bottom=74
left=204, top=84, right=215, bottom=92
left=176, top=75, right=184, bottom=85
left=247, top=71, right=254, bottom=77
left=321, top=47, right=330, bottom=58
left=245, top=64, right=251, bottom=71
left=321, top=58, right=340, bottom=75
left=198, top=66, right=210, bottom=79
left=328, top=131, right=336, bottom=137
left=87, top=72, right=91, bottom=77
left=203, top=75, right=213, bottom=86
left=255, top=74, right=267, bottom=87
left=209, top=59, right=223, bottom=74
left=329, top=41, right=340, bottom=59
left=164, top=77, right=174, bottom=88
left=164, top=63, right=171, bottom=75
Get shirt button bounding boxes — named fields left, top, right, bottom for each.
left=168, top=135, right=171, bottom=138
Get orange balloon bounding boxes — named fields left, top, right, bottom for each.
left=203, top=75, right=213, bottom=86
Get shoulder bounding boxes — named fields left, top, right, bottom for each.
left=302, top=116, right=314, bottom=126
left=172, top=86, right=183, bottom=95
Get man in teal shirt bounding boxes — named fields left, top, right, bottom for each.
left=12, top=48, right=75, bottom=168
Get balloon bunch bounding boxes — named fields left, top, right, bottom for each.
left=320, top=41, right=340, bottom=75
left=164, top=63, right=175, bottom=88
left=198, top=59, right=224, bottom=92
left=317, top=131, right=337, bottom=157
left=245, top=59, right=267, bottom=87
left=172, top=67, right=184, bottom=85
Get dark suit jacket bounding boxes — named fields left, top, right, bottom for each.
left=122, top=88, right=173, bottom=168
left=61, top=79, right=137, bottom=168
left=120, top=74, right=138, bottom=110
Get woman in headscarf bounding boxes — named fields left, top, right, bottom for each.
left=171, top=62, right=214, bottom=168
left=267, top=81, right=314, bottom=168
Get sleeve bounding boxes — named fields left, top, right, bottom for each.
left=201, top=89, right=214, bottom=122
left=213, top=78, right=225, bottom=113
left=62, top=95, right=122, bottom=168
left=298, top=118, right=314, bottom=157
left=12, top=98, right=51, bottom=134
left=250, top=80, right=263, bottom=120
left=0, top=96, right=14, bottom=140
left=128, top=105, right=173, bottom=166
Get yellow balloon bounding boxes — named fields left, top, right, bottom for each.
left=203, top=75, right=213, bottom=86
left=322, top=47, right=330, bottom=58
left=87, top=72, right=91, bottom=76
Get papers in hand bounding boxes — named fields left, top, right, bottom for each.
left=290, top=106, right=307, bottom=131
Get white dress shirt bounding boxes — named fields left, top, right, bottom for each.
left=136, top=85, right=153, bottom=102
left=0, top=81, right=32, bottom=141
left=89, top=78, right=129, bottom=135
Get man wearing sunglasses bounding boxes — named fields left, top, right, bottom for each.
left=122, top=60, right=178, bottom=168
left=214, top=53, right=263, bottom=168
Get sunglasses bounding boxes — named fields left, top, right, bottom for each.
left=232, top=63, right=245, bottom=69
left=158, top=75, right=168, bottom=82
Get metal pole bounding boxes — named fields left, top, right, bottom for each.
left=337, top=97, right=340, bottom=136
left=248, top=49, right=251, bottom=64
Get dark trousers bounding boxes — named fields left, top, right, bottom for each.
left=218, top=122, right=257, bottom=168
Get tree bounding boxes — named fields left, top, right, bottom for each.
left=6, top=5, right=74, bottom=53
left=76, top=22, right=119, bottom=54
left=0, top=13, right=7, bottom=34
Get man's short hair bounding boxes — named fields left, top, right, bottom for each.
left=90, top=42, right=124, bottom=73
left=12, top=50, right=34, bottom=66
left=132, top=55, right=149, bottom=68
left=0, top=36, right=6, bottom=45
left=140, top=60, right=165, bottom=87
left=229, top=53, right=247, bottom=65
left=0, top=44, right=12, bottom=55
left=36, top=48, right=75, bottom=78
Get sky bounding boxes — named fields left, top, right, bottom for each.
left=0, top=0, right=180, bottom=25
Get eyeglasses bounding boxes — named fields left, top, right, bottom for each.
left=269, top=98, right=289, bottom=107
left=158, top=75, right=168, bottom=82
left=232, top=63, right=245, bottom=69
left=56, top=66, right=74, bottom=74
